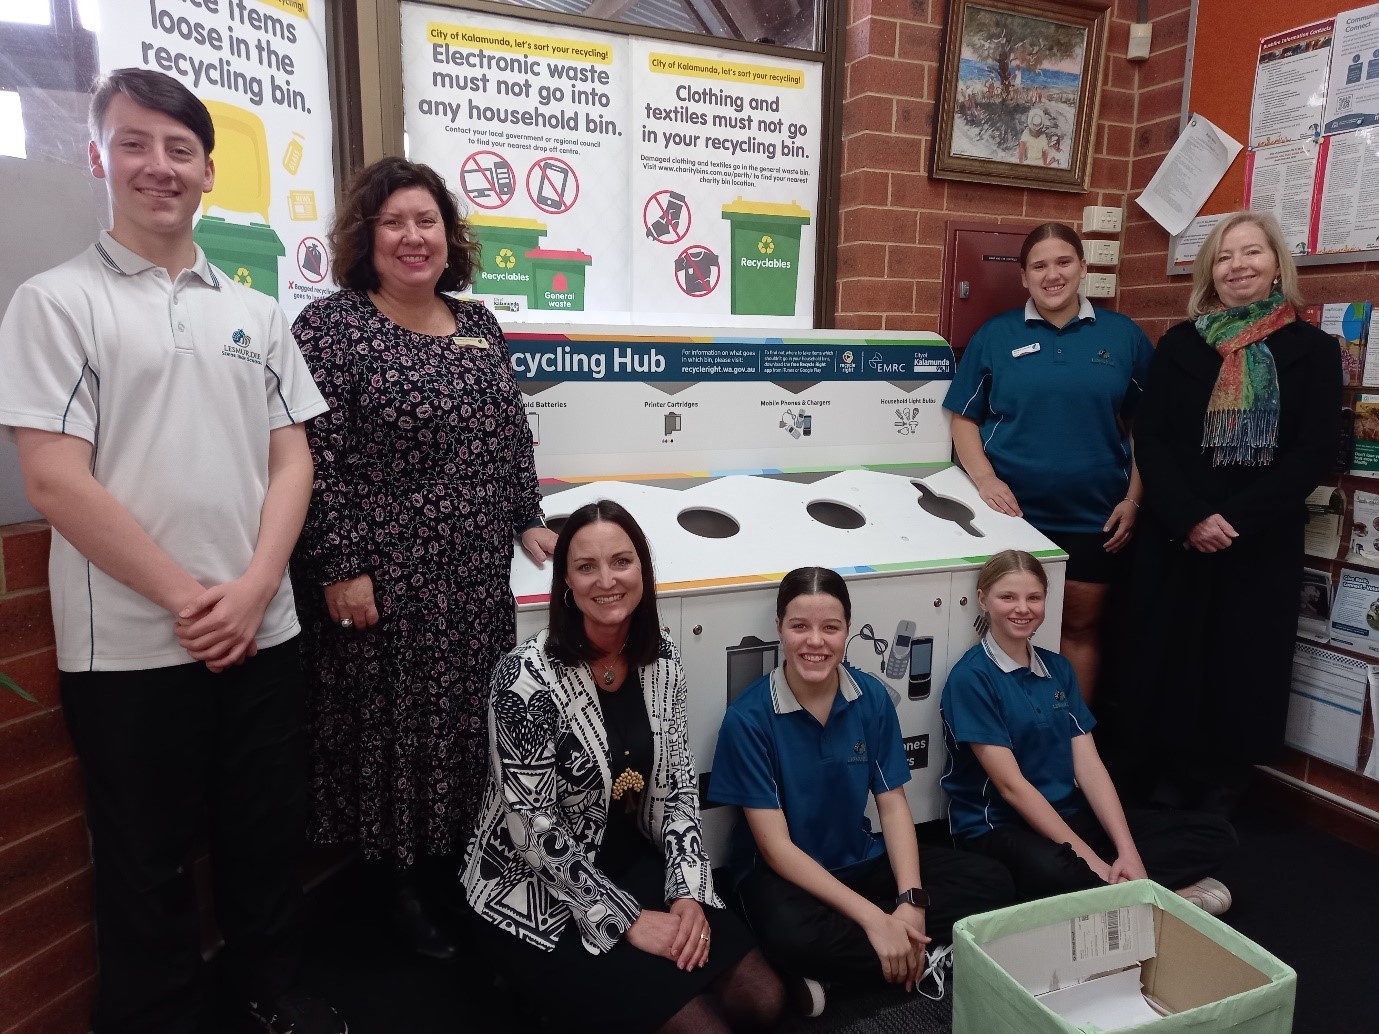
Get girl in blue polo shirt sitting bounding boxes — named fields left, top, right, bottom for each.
left=709, top=567, right=1015, bottom=1016
left=941, top=550, right=1236, bottom=912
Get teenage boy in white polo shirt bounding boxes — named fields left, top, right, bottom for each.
left=0, top=69, right=344, bottom=1034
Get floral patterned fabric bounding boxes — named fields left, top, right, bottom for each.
left=290, top=289, right=542, bottom=865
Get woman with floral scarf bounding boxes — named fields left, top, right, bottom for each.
left=1111, top=212, right=1340, bottom=816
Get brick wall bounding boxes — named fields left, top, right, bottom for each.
left=0, top=523, right=96, bottom=1033
left=836, top=0, right=1151, bottom=330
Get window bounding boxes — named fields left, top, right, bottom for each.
left=490, top=0, right=819, bottom=50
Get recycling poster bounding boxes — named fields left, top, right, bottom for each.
left=400, top=3, right=823, bottom=328
left=95, top=0, right=337, bottom=321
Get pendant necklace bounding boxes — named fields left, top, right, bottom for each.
left=597, top=660, right=644, bottom=802
left=594, top=641, right=627, bottom=687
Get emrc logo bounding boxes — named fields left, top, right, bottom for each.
left=868, top=352, right=909, bottom=374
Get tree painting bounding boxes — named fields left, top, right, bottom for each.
left=952, top=7, right=1088, bottom=168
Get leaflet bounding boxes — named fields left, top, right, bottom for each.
left=1329, top=567, right=1379, bottom=654
left=1299, top=567, right=1334, bottom=642
left=1287, top=642, right=1368, bottom=768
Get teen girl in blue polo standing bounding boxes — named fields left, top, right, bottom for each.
left=940, top=550, right=1236, bottom=910
left=944, top=223, right=1153, bottom=702
left=709, top=568, right=1014, bottom=1016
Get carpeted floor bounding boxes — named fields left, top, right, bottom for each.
left=281, top=796, right=1377, bottom=1033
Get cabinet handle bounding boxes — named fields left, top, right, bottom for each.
left=692, top=624, right=703, bottom=635
left=959, top=596, right=968, bottom=606
left=933, top=598, right=942, bottom=608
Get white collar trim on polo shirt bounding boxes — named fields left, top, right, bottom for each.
left=1023, top=296, right=1095, bottom=326
left=980, top=633, right=1050, bottom=677
left=95, top=230, right=222, bottom=288
left=769, top=664, right=863, bottom=715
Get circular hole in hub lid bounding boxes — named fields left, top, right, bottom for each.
left=677, top=507, right=740, bottom=539
left=545, top=515, right=569, bottom=535
left=807, top=500, right=866, bottom=530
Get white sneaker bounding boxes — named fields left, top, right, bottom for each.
left=1181, top=877, right=1232, bottom=916
left=788, top=975, right=826, bottom=1017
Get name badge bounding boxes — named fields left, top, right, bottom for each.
left=453, top=336, right=489, bottom=349
left=1012, top=343, right=1041, bottom=358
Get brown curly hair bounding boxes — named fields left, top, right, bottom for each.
left=329, top=157, right=480, bottom=293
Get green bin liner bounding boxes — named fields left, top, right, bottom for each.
left=953, top=881, right=1295, bottom=1034
left=720, top=198, right=810, bottom=317
left=469, top=215, right=548, bottom=296
left=194, top=216, right=285, bottom=300
left=526, top=248, right=593, bottom=311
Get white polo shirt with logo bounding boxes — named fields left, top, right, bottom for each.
left=0, top=231, right=329, bottom=671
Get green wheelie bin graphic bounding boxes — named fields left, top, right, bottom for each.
left=469, top=214, right=548, bottom=296
left=720, top=198, right=811, bottom=316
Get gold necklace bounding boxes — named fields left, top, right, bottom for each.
left=593, top=641, right=627, bottom=686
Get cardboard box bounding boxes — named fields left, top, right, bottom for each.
left=953, top=881, right=1296, bottom=1033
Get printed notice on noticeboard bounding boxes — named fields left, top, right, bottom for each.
left=1322, top=3, right=1379, bottom=134
left=1251, top=19, right=1334, bottom=147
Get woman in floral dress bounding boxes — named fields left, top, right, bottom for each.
left=291, top=158, right=556, bottom=957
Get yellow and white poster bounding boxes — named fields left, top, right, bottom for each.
left=399, top=2, right=822, bottom=328
left=96, top=0, right=337, bottom=320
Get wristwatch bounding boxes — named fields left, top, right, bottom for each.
left=895, top=887, right=930, bottom=909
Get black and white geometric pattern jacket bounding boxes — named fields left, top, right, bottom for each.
left=462, top=628, right=722, bottom=954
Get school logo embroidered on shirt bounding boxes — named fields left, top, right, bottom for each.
left=849, top=740, right=868, bottom=763
left=1092, top=348, right=1114, bottom=365
left=222, top=329, right=263, bottom=365
left=1053, top=689, right=1069, bottom=709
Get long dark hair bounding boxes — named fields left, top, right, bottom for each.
left=546, top=500, right=662, bottom=667
left=776, top=566, right=852, bottom=622
left=1019, top=222, right=1084, bottom=267
left=329, top=157, right=480, bottom=293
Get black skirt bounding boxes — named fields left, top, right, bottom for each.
left=475, top=842, right=756, bottom=1032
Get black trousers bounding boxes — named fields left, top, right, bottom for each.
left=962, top=806, right=1238, bottom=901
left=61, top=641, right=309, bottom=1034
left=733, top=838, right=1016, bottom=985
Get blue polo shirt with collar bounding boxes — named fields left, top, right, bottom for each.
left=940, top=635, right=1096, bottom=840
left=942, top=299, right=1153, bottom=535
left=709, top=664, right=910, bottom=881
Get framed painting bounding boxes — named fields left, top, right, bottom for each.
left=933, top=0, right=1110, bottom=192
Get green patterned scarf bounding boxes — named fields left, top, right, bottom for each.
left=1195, top=292, right=1295, bottom=467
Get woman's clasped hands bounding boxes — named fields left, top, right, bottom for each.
left=625, top=898, right=712, bottom=971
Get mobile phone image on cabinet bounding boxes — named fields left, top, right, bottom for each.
left=908, top=636, right=933, bottom=700
left=884, top=620, right=916, bottom=679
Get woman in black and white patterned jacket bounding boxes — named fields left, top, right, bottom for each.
left=462, top=500, right=782, bottom=1033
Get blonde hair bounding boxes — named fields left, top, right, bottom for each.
left=1187, top=211, right=1304, bottom=317
left=975, top=550, right=1048, bottom=596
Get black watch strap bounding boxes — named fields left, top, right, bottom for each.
left=896, top=887, right=930, bottom=909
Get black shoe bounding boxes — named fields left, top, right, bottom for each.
left=247, top=990, right=347, bottom=1034
left=388, top=883, right=459, bottom=961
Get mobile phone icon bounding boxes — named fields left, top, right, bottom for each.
left=908, top=636, right=934, bottom=700
left=885, top=620, right=916, bottom=679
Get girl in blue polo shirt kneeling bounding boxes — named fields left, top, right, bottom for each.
left=941, top=550, right=1236, bottom=912
left=709, top=567, right=1015, bottom=1017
